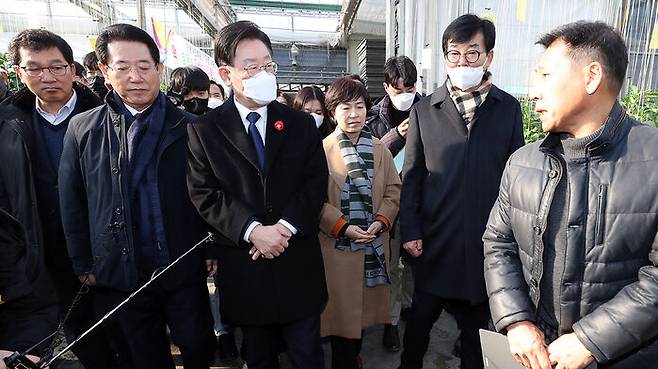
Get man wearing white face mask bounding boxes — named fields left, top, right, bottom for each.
left=367, top=56, right=421, bottom=158
left=208, top=80, right=225, bottom=109
left=187, top=20, right=329, bottom=369
left=366, top=55, right=420, bottom=353
left=398, top=14, right=524, bottom=369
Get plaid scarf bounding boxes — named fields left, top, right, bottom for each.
left=335, top=129, right=389, bottom=287
left=447, top=76, right=492, bottom=125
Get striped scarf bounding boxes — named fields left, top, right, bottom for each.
left=447, top=76, right=492, bottom=126
left=335, top=129, right=389, bottom=287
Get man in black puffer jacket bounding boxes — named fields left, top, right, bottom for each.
left=0, top=29, right=115, bottom=365
left=483, top=21, right=658, bottom=369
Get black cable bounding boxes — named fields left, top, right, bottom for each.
left=2, top=233, right=212, bottom=369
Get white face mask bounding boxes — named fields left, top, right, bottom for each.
left=242, top=71, right=277, bottom=106
left=310, top=113, right=324, bottom=128
left=208, top=98, right=223, bottom=109
left=390, top=92, right=415, bottom=111
left=446, top=66, right=485, bottom=90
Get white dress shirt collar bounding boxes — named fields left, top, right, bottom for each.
left=234, top=98, right=268, bottom=145
left=35, top=89, right=77, bottom=126
left=124, top=102, right=152, bottom=117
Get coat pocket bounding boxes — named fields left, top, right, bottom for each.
left=594, top=184, right=608, bottom=246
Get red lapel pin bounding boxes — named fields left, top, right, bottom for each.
left=274, top=120, right=285, bottom=131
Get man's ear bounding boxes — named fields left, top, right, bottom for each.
left=218, top=66, right=231, bottom=86
left=98, top=62, right=110, bottom=80
left=484, top=50, right=494, bottom=71
left=584, top=61, right=603, bottom=95
left=13, top=65, right=26, bottom=84
left=156, top=63, right=165, bottom=80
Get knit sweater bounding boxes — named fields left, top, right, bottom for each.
left=537, top=123, right=606, bottom=340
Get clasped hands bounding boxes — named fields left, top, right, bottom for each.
left=248, top=221, right=384, bottom=261
left=506, top=321, right=595, bottom=369
left=248, top=223, right=292, bottom=260
left=344, top=221, right=384, bottom=244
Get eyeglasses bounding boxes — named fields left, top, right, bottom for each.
left=444, top=50, right=482, bottom=64
left=242, top=62, right=278, bottom=78
left=106, top=63, right=158, bottom=76
left=19, top=64, right=70, bottom=77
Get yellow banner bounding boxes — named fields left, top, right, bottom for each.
left=88, top=36, right=97, bottom=50
left=517, top=0, right=527, bottom=22
left=151, top=16, right=168, bottom=50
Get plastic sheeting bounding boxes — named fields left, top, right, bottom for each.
left=393, top=0, right=658, bottom=97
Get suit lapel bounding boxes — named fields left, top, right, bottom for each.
left=214, top=97, right=261, bottom=171
left=469, top=85, right=499, bottom=130
left=442, top=95, right=469, bottom=137
left=264, top=102, right=286, bottom=176
left=9, top=114, right=57, bottom=180
left=432, top=83, right=468, bottom=137
left=157, top=101, right=186, bottom=157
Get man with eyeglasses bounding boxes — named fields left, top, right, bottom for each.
left=187, top=20, right=328, bottom=369
left=0, top=29, right=117, bottom=367
left=58, top=24, right=217, bottom=369
left=398, top=14, right=524, bottom=369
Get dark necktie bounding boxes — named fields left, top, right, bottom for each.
left=127, top=113, right=147, bottom=163
left=246, top=112, right=265, bottom=171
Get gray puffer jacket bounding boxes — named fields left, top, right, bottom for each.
left=483, top=101, right=658, bottom=365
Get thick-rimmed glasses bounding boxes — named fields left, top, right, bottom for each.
left=242, top=62, right=278, bottom=77
left=19, top=64, right=70, bottom=77
left=106, top=63, right=158, bottom=76
left=444, top=50, right=482, bottom=64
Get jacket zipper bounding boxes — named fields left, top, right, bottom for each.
left=594, top=184, right=608, bottom=246
left=112, top=113, right=129, bottom=251
left=529, top=153, right=563, bottom=306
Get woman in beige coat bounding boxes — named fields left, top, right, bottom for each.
left=319, top=77, right=401, bottom=369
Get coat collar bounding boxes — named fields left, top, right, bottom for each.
left=105, top=92, right=188, bottom=160
left=0, top=82, right=102, bottom=168
left=213, top=96, right=287, bottom=175
left=428, top=81, right=504, bottom=136
left=539, top=100, right=628, bottom=157
left=1, top=82, right=101, bottom=117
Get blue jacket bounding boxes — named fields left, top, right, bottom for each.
left=59, top=94, right=214, bottom=291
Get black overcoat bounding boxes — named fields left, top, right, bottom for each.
left=400, top=82, right=524, bottom=303
left=187, top=97, right=328, bottom=326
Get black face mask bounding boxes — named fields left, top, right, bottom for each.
left=183, top=97, right=208, bottom=115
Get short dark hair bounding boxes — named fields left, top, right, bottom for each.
left=276, top=89, right=293, bottom=106
left=95, top=23, right=160, bottom=65
left=214, top=21, right=272, bottom=67
left=325, top=77, right=372, bottom=116
left=537, top=21, right=628, bottom=92
left=72, top=61, right=85, bottom=78
left=442, top=14, right=495, bottom=53
left=292, top=86, right=329, bottom=119
left=349, top=74, right=365, bottom=85
left=209, top=80, right=225, bottom=99
left=83, top=51, right=100, bottom=72
left=383, top=56, right=417, bottom=87
left=9, top=29, right=74, bottom=66
left=169, top=66, right=210, bottom=94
